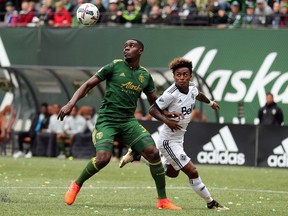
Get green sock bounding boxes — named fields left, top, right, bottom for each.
left=149, top=159, right=167, bottom=199
left=76, top=157, right=99, bottom=186
left=56, top=140, right=65, bottom=153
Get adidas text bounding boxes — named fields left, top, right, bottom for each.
left=267, top=154, right=288, bottom=167
left=197, top=151, right=245, bottom=165
left=267, top=138, right=288, bottom=167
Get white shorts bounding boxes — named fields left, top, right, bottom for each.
left=156, top=139, right=190, bottom=171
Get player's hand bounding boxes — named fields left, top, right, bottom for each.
left=57, top=104, right=73, bottom=121
left=164, top=118, right=183, bottom=132
left=163, top=111, right=184, bottom=119
left=210, top=101, right=220, bottom=111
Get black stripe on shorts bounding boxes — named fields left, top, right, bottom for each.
left=163, top=140, right=183, bottom=169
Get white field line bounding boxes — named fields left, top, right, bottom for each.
left=0, top=186, right=287, bottom=194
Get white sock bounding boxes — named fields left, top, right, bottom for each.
left=189, top=177, right=213, bottom=203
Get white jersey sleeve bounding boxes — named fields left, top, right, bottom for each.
left=155, top=91, right=175, bottom=110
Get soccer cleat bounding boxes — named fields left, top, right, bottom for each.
left=156, top=198, right=182, bottom=210
left=13, top=151, right=24, bottom=159
left=207, top=200, right=230, bottom=211
left=24, top=151, right=32, bottom=159
left=65, top=181, right=81, bottom=205
left=119, top=149, right=141, bottom=168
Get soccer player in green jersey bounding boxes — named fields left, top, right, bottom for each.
left=58, top=39, right=181, bottom=210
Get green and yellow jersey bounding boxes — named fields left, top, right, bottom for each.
left=95, top=59, right=155, bottom=121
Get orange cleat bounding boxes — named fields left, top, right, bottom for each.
left=65, top=181, right=81, bottom=205
left=156, top=198, right=182, bottom=210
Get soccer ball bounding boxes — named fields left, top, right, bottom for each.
left=76, top=3, right=100, bottom=26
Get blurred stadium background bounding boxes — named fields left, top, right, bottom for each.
left=0, top=2, right=288, bottom=215
left=0, top=24, right=287, bottom=168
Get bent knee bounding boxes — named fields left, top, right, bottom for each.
left=166, top=172, right=179, bottom=178
left=166, top=165, right=180, bottom=178
left=187, top=167, right=199, bottom=179
left=95, top=151, right=112, bottom=169
left=143, top=146, right=160, bottom=161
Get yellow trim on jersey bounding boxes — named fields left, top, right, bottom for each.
left=149, top=160, right=162, bottom=166
left=92, top=128, right=97, bottom=145
left=113, top=59, right=123, bottom=63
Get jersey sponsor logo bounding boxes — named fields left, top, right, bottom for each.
left=121, top=81, right=142, bottom=94
left=181, top=105, right=192, bottom=116
left=197, top=126, right=245, bottom=165
left=267, top=138, right=288, bottom=168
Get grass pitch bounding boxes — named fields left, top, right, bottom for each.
left=0, top=156, right=287, bottom=216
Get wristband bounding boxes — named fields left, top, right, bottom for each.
left=209, top=101, right=214, bottom=106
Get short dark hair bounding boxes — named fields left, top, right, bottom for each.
left=169, top=58, right=193, bottom=74
left=41, top=102, right=48, bottom=108
left=130, top=39, right=144, bottom=51
left=266, top=92, right=273, bottom=97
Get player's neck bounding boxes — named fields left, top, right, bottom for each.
left=125, top=59, right=140, bottom=70
left=176, top=84, right=189, bottom=94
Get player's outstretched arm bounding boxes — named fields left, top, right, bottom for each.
left=196, top=92, right=220, bottom=111
left=58, top=76, right=102, bottom=121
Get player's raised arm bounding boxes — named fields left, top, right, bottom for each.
left=58, top=75, right=102, bottom=121
left=196, top=92, right=220, bottom=111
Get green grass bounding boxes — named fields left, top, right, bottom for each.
left=0, top=157, right=287, bottom=216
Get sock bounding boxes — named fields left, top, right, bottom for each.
left=56, top=139, right=65, bottom=154
left=149, top=159, right=167, bottom=199
left=76, top=157, right=100, bottom=186
left=189, top=177, right=213, bottom=203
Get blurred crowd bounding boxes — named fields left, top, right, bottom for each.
left=9, top=103, right=156, bottom=160
left=0, top=0, right=287, bottom=28
left=12, top=103, right=98, bottom=159
left=4, top=100, right=206, bottom=160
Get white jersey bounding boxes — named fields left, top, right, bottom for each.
left=155, top=82, right=199, bottom=170
left=155, top=82, right=199, bottom=140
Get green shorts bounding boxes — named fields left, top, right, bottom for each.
left=92, top=118, right=155, bottom=153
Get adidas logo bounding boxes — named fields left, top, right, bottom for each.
left=267, top=138, right=288, bottom=168
left=178, top=99, right=182, bottom=103
left=197, top=126, right=245, bottom=165
left=120, top=72, right=125, bottom=77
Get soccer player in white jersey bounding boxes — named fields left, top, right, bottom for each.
left=121, top=58, right=229, bottom=210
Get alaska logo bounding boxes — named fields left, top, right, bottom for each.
left=197, top=126, right=245, bottom=165
left=121, top=81, right=142, bottom=92
left=183, top=47, right=287, bottom=107
left=267, top=138, right=288, bottom=168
